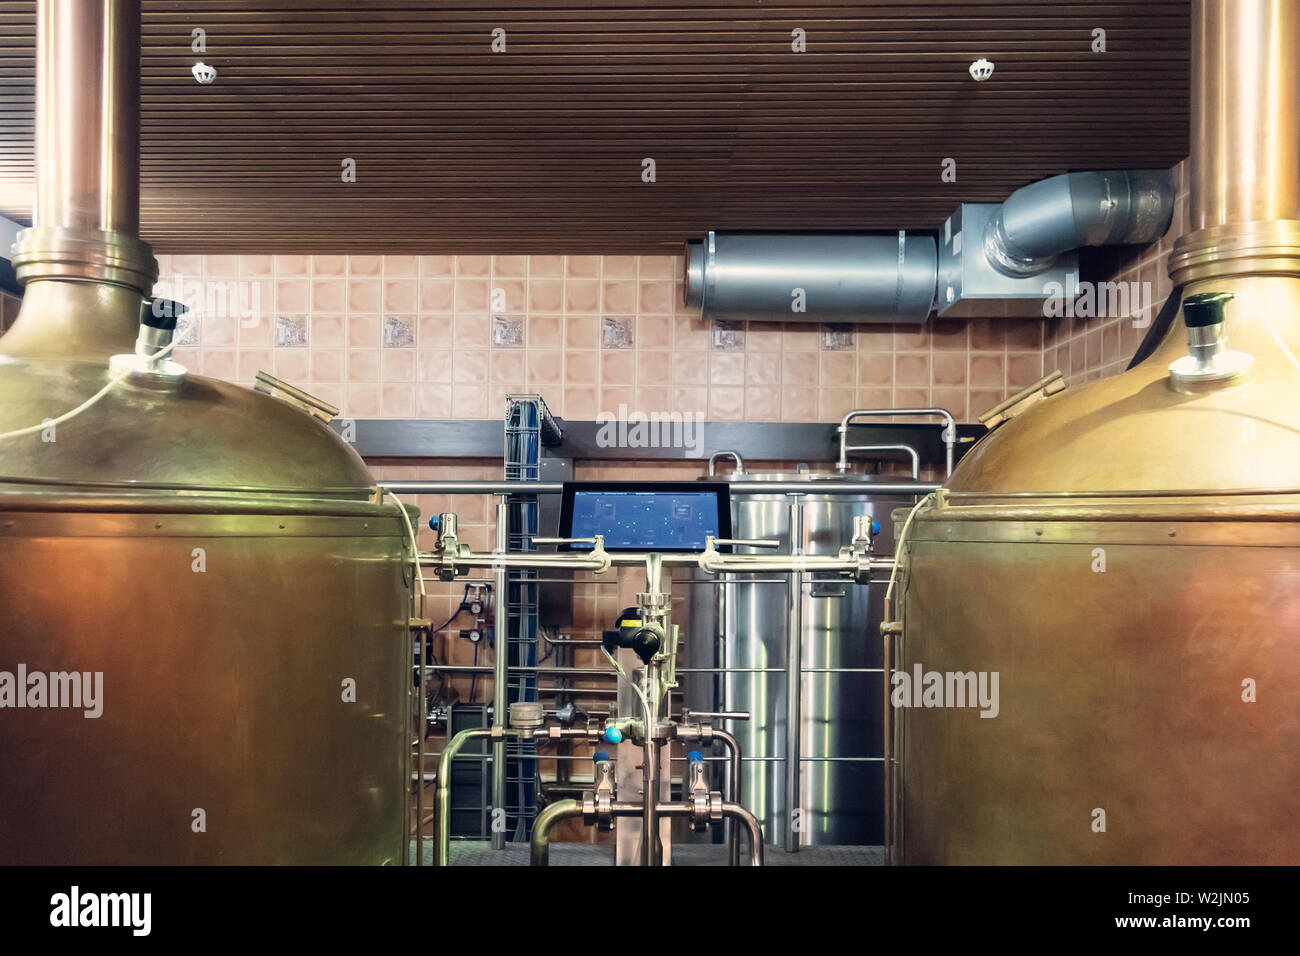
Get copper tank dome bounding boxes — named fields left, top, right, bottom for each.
left=0, top=0, right=411, bottom=864
left=890, top=0, right=1300, bottom=865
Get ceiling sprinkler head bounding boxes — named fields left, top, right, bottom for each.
left=969, top=58, right=994, bottom=82
left=192, top=62, right=217, bottom=84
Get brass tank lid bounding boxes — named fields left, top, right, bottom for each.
left=947, top=274, right=1300, bottom=497
left=0, top=284, right=376, bottom=512
left=0, top=357, right=374, bottom=507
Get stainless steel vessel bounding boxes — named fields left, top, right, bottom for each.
left=687, top=473, right=916, bottom=846
left=0, top=0, right=411, bottom=864
left=890, top=0, right=1300, bottom=865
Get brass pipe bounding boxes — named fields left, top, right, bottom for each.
left=4, top=0, right=157, bottom=359
left=433, top=727, right=494, bottom=866
left=1174, top=0, right=1300, bottom=282
left=36, top=0, right=139, bottom=234
left=881, top=619, right=902, bottom=865
left=415, top=625, right=425, bottom=866
left=1190, top=0, right=1300, bottom=229
left=529, top=799, right=583, bottom=866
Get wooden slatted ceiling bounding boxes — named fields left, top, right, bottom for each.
left=0, top=1, right=1189, bottom=254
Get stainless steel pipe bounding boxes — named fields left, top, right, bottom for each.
left=491, top=495, right=508, bottom=852
left=837, top=408, right=956, bottom=477
left=423, top=549, right=893, bottom=576
left=529, top=800, right=764, bottom=866
left=714, top=729, right=743, bottom=867
left=847, top=444, right=920, bottom=480
left=382, top=480, right=940, bottom=496
left=784, top=496, right=803, bottom=853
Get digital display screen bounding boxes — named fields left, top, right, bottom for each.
left=558, top=482, right=731, bottom=552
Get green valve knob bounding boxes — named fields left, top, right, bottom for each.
left=1182, top=291, right=1234, bottom=329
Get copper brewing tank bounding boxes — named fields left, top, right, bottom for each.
left=889, top=0, right=1300, bottom=864
left=0, top=1, right=411, bottom=864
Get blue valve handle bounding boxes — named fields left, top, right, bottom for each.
left=603, top=727, right=623, bottom=744
left=688, top=750, right=704, bottom=764
left=870, top=519, right=881, bottom=535
left=428, top=516, right=440, bottom=531
left=594, top=750, right=610, bottom=763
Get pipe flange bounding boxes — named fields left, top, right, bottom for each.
left=687, top=791, right=726, bottom=831
left=689, top=791, right=710, bottom=831
left=1169, top=220, right=1300, bottom=284
left=11, top=226, right=158, bottom=295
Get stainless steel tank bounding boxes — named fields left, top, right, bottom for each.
left=890, top=0, right=1300, bottom=865
left=687, top=473, right=915, bottom=846
left=0, top=0, right=411, bottom=864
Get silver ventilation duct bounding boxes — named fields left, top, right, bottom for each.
left=983, top=169, right=1176, bottom=277
left=684, top=169, right=1176, bottom=323
left=682, top=231, right=937, bottom=324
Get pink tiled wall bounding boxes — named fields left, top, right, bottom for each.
left=1043, top=159, right=1190, bottom=385
left=6, top=181, right=1198, bottom=423
left=146, top=253, right=1047, bottom=424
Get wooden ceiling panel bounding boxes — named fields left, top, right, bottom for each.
left=0, top=1, right=1190, bottom=254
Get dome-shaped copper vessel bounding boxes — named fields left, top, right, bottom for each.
left=0, top=0, right=411, bottom=864
left=890, top=0, right=1300, bottom=864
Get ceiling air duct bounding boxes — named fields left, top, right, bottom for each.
left=683, top=231, right=937, bottom=324
left=684, top=170, right=1174, bottom=322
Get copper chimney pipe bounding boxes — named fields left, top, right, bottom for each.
left=4, top=0, right=156, bottom=360
left=1173, top=0, right=1300, bottom=283
left=35, top=0, right=141, bottom=235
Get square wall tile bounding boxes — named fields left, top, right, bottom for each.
left=275, top=314, right=309, bottom=348
left=492, top=315, right=524, bottom=348
left=383, top=315, right=416, bottom=348
left=601, top=315, right=634, bottom=349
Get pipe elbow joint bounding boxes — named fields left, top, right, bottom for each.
left=986, top=168, right=1176, bottom=277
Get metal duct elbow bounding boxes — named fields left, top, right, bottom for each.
left=683, top=231, right=937, bottom=324
left=984, top=169, right=1176, bottom=277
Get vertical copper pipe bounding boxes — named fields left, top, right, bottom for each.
left=1189, top=0, right=1300, bottom=231
left=35, top=0, right=140, bottom=234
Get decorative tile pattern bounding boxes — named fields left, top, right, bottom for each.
left=383, top=314, right=416, bottom=348
left=601, top=315, right=634, bottom=349
left=492, top=314, right=524, bottom=348
left=822, top=324, right=855, bottom=351
left=274, top=314, right=308, bottom=348
left=712, top=320, right=745, bottom=350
